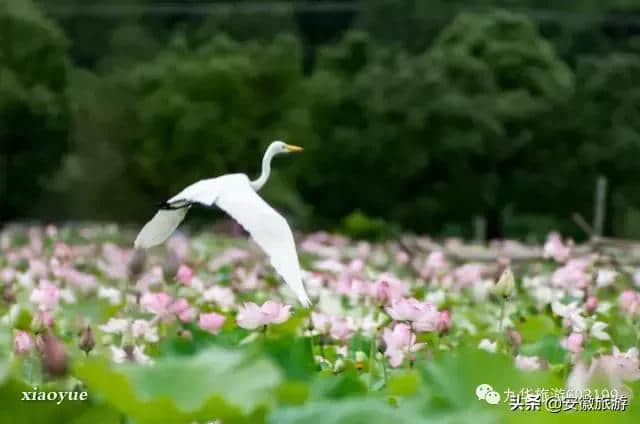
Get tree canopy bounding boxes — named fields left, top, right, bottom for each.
left=5, top=1, right=640, bottom=239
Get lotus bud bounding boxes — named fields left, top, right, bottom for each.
left=162, top=250, right=180, bottom=282
left=40, top=330, right=68, bottom=377
left=492, top=268, right=515, bottom=298
left=3, top=284, right=15, bottom=303
left=376, top=281, right=390, bottom=303
left=437, top=310, right=452, bottom=334
left=506, top=327, right=522, bottom=351
left=79, top=325, right=95, bottom=354
left=128, top=249, right=147, bottom=280
left=585, top=296, right=598, bottom=315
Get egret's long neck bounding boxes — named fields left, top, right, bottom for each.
left=250, top=148, right=275, bottom=191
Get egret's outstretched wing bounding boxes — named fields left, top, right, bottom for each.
left=213, top=175, right=310, bottom=307
left=135, top=174, right=310, bottom=307
left=133, top=178, right=221, bottom=249
left=134, top=208, right=189, bottom=249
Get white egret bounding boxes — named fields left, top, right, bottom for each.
left=134, top=141, right=311, bottom=307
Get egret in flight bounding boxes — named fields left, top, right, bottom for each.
left=134, top=141, right=311, bottom=307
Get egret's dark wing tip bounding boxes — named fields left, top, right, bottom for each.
left=157, top=200, right=192, bottom=210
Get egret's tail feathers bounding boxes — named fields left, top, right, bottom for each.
left=134, top=208, right=189, bottom=249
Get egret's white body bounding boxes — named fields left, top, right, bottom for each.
left=134, top=141, right=311, bottom=307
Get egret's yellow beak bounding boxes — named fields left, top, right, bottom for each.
left=285, top=144, right=304, bottom=152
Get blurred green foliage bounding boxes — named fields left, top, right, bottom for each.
left=298, top=14, right=575, bottom=236
left=74, top=346, right=281, bottom=423
left=340, top=211, right=392, bottom=240
left=4, top=0, right=640, bottom=239
left=118, top=34, right=308, bottom=211
left=3, top=342, right=639, bottom=423
left=0, top=0, right=70, bottom=221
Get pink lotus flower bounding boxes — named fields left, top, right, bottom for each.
left=14, top=331, right=34, bottom=355
left=28, top=228, right=43, bottom=254
left=515, top=355, right=545, bottom=371
left=301, top=232, right=343, bottom=258
left=169, top=298, right=188, bottom=314
left=45, top=224, right=58, bottom=239
left=310, top=312, right=331, bottom=334
left=176, top=264, right=194, bottom=286
left=203, top=286, right=236, bottom=309
left=30, top=279, right=60, bottom=311
left=131, top=320, right=159, bottom=342
left=356, top=242, right=371, bottom=259
left=382, top=323, right=425, bottom=367
left=386, top=297, right=440, bottom=332
left=99, top=318, right=130, bottom=334
left=111, top=345, right=151, bottom=364
left=261, top=300, right=292, bottom=324
left=198, top=312, right=226, bottom=334
left=359, top=313, right=380, bottom=336
left=99, top=243, right=132, bottom=280
left=0, top=267, right=16, bottom=283
left=436, top=310, right=452, bottom=333
left=28, top=259, right=48, bottom=278
left=420, top=251, right=448, bottom=279
left=597, top=347, right=640, bottom=386
left=543, top=232, right=571, bottom=263
left=35, top=310, right=53, bottom=329
left=375, top=274, right=408, bottom=299
left=562, top=332, right=584, bottom=354
left=478, top=338, right=497, bottom=353
left=550, top=257, right=592, bottom=295
left=234, top=266, right=261, bottom=292
left=395, top=250, right=410, bottom=265
left=236, top=302, right=265, bottom=329
left=169, top=298, right=197, bottom=322
left=180, top=308, right=196, bottom=322
left=329, top=317, right=354, bottom=341
left=236, top=301, right=292, bottom=329
left=209, top=248, right=250, bottom=270
left=453, top=263, right=484, bottom=286
left=167, top=234, right=189, bottom=262
left=386, top=298, right=426, bottom=321
left=412, top=303, right=441, bottom=333
left=350, top=279, right=374, bottom=299
left=60, top=267, right=98, bottom=290
left=568, top=347, right=640, bottom=392
left=551, top=301, right=587, bottom=331
left=312, top=259, right=344, bottom=274
left=310, top=313, right=354, bottom=340
left=136, top=266, right=164, bottom=292
left=98, top=287, right=122, bottom=305
left=53, top=242, right=73, bottom=259
left=348, top=259, right=365, bottom=274
left=140, top=292, right=173, bottom=320
left=619, top=290, right=640, bottom=317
